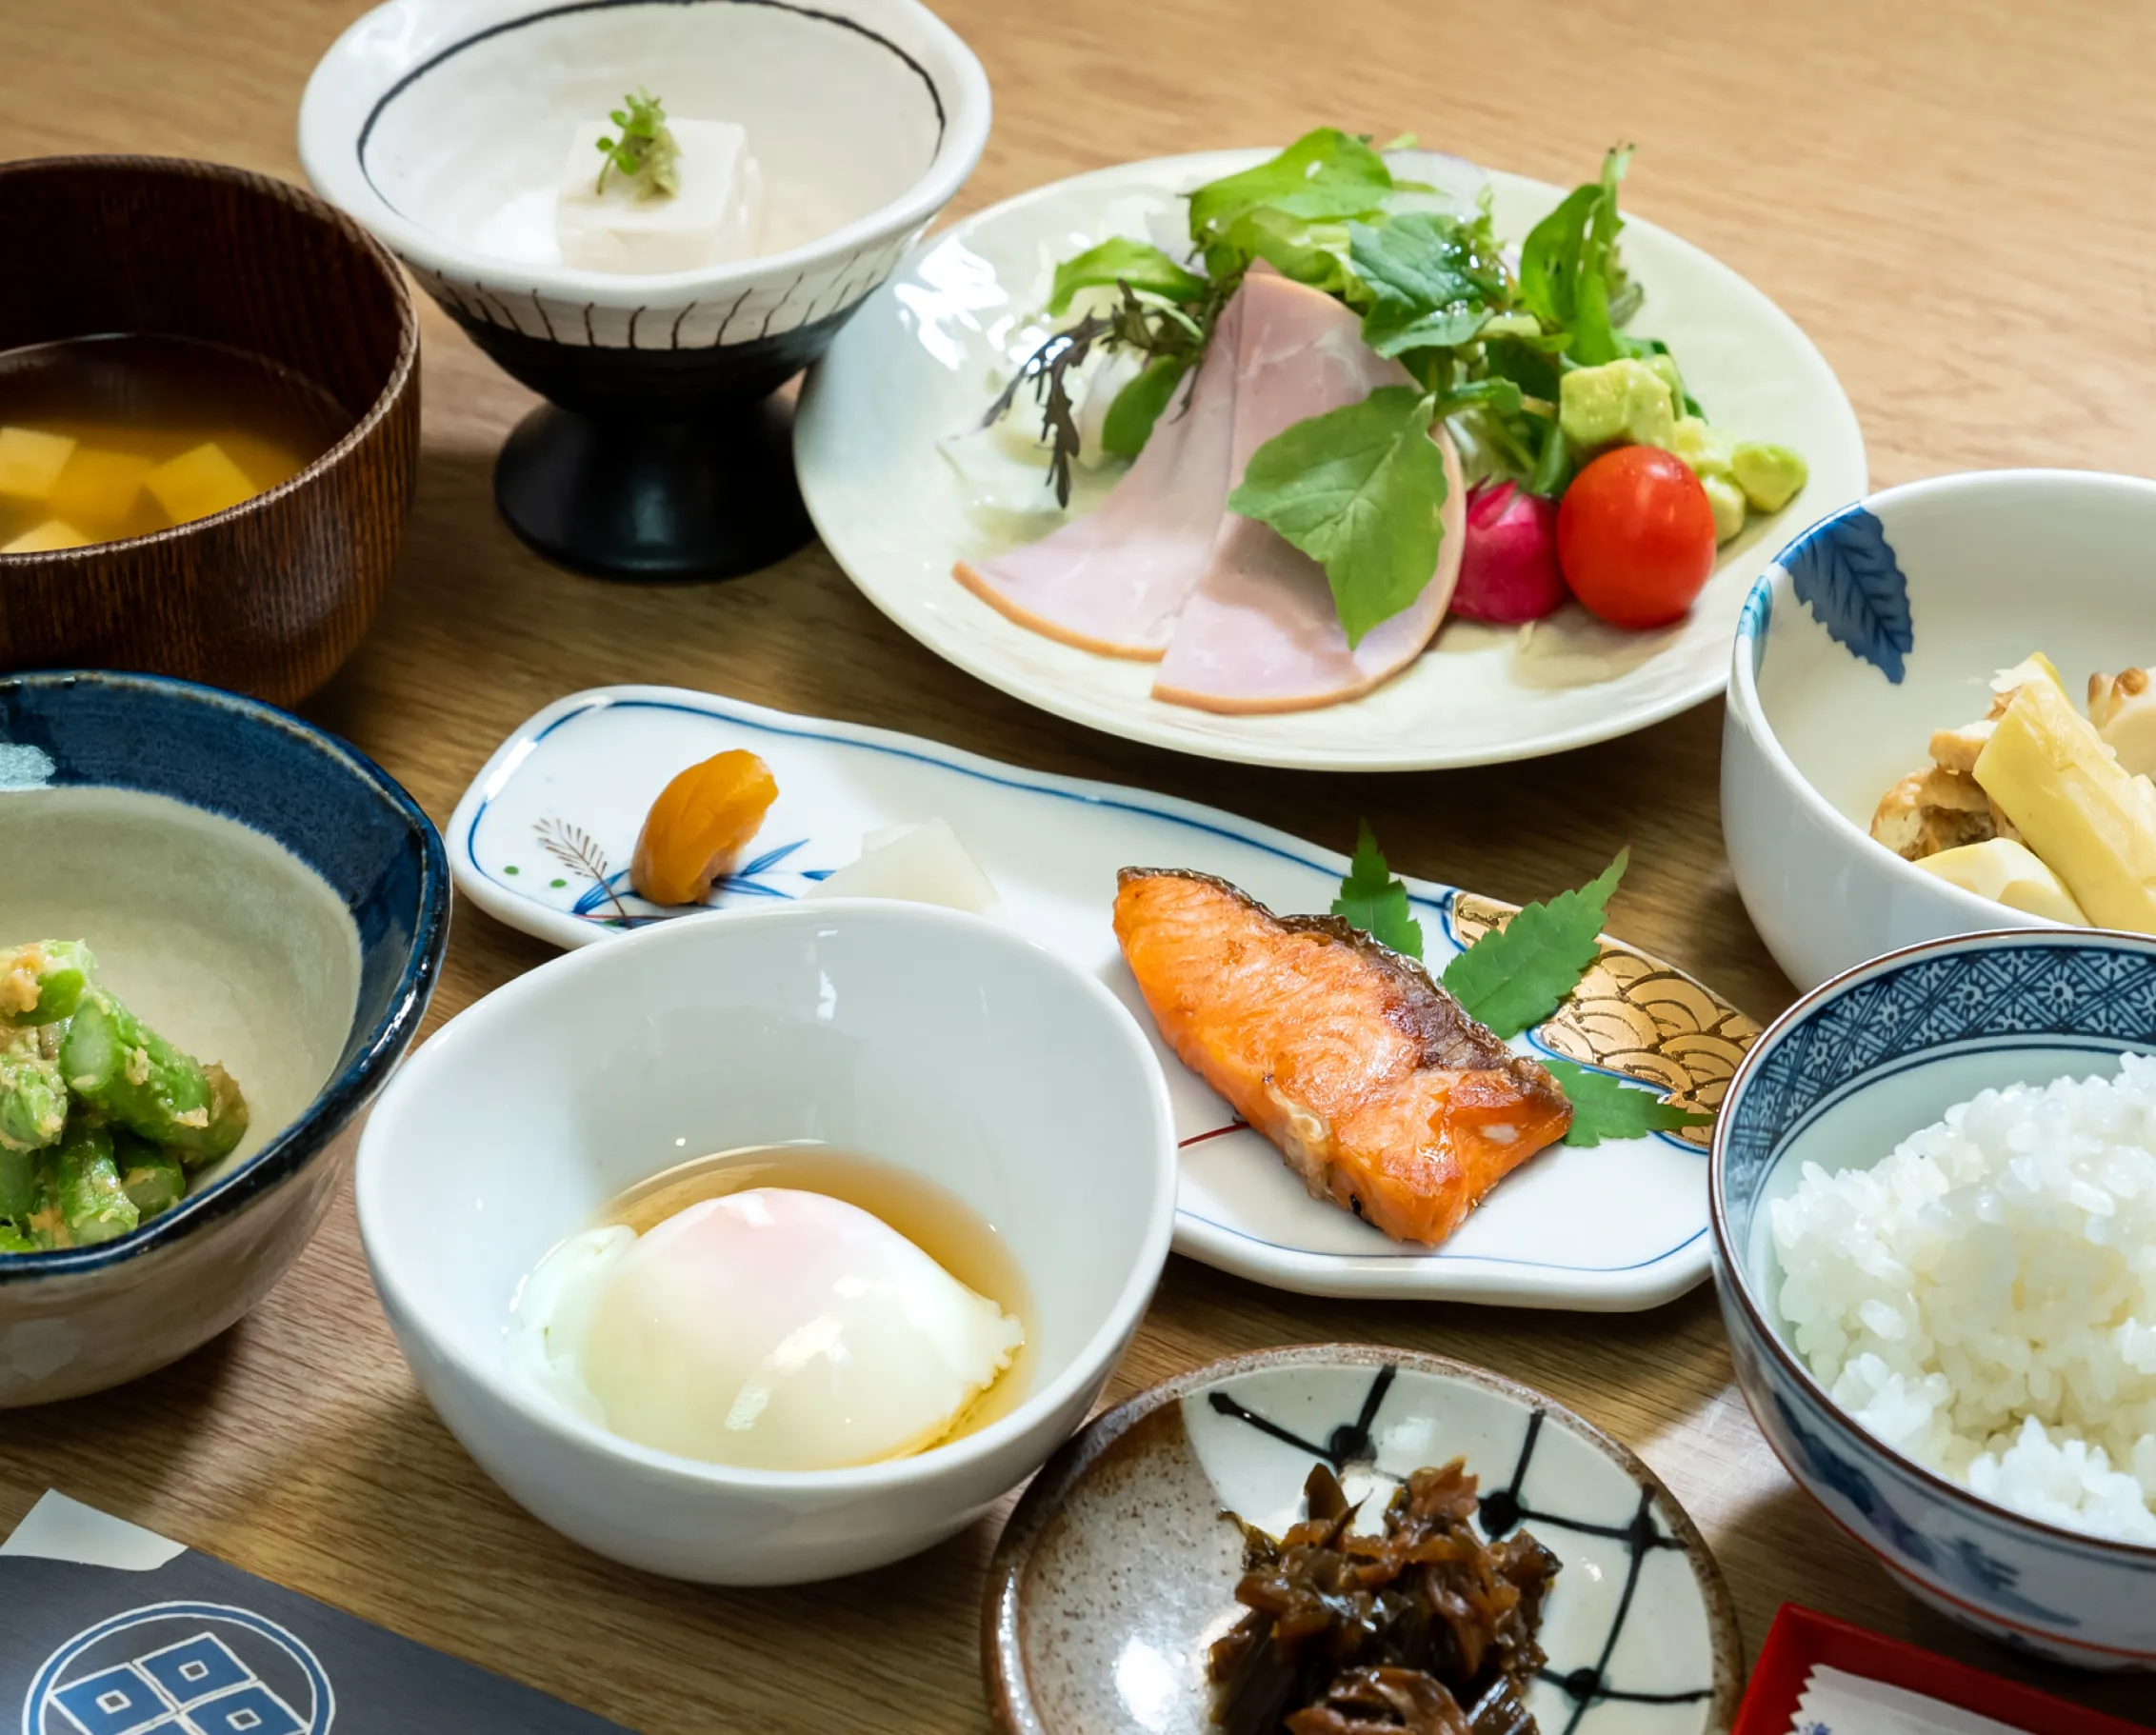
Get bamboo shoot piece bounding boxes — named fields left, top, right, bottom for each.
left=1973, top=679, right=2156, bottom=933
left=1911, top=838, right=2089, bottom=925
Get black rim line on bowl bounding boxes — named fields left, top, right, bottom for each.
left=0, top=153, right=418, bottom=567
left=985, top=1342, right=1745, bottom=1735
left=1707, top=923, right=2156, bottom=1563
left=0, top=668, right=452, bottom=1284
left=353, top=0, right=948, bottom=232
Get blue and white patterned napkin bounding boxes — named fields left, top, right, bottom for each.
left=1791, top=1665, right=2033, bottom=1735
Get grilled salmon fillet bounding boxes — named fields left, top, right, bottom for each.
left=1113, top=868, right=1572, bottom=1246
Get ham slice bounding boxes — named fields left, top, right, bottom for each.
left=951, top=292, right=1245, bottom=661
left=1153, top=276, right=1466, bottom=713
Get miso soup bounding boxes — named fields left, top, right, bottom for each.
left=0, top=334, right=348, bottom=554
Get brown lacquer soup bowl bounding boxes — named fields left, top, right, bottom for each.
left=0, top=156, right=418, bottom=708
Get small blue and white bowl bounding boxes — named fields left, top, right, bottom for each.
left=1711, top=927, right=2156, bottom=1668
left=1723, top=469, right=2156, bottom=991
left=0, top=672, right=449, bottom=1406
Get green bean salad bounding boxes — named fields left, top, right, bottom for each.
left=0, top=940, right=250, bottom=1251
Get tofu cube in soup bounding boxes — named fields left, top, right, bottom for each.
left=0, top=428, right=76, bottom=501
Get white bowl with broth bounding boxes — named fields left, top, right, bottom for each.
left=355, top=900, right=1178, bottom=1585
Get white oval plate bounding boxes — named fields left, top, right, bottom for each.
left=794, top=149, right=1867, bottom=771
left=449, top=686, right=1759, bottom=1308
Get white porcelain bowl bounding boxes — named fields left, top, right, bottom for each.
left=355, top=901, right=1177, bottom=1585
left=299, top=0, right=988, bottom=350
left=298, top=0, right=991, bottom=578
left=1723, top=470, right=2156, bottom=991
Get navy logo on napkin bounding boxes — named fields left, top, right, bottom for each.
left=31, top=1603, right=329, bottom=1735
left=2, top=1494, right=631, bottom=1733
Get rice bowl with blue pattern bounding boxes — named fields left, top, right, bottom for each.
left=1712, top=927, right=2156, bottom=1668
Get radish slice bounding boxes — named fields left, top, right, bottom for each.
left=804, top=820, right=1000, bottom=914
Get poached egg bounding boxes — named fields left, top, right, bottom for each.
left=509, top=1187, right=1024, bottom=1471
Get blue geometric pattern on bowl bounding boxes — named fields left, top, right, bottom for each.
left=1721, top=938, right=2156, bottom=1211
left=1776, top=504, right=1912, bottom=682
left=1712, top=928, right=2156, bottom=1668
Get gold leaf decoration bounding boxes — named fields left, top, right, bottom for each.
left=1449, top=892, right=1759, bottom=1147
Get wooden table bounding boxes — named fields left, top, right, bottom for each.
left=6, top=0, right=2154, bottom=1725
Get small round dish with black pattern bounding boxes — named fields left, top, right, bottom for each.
left=985, top=1345, right=1742, bottom=1735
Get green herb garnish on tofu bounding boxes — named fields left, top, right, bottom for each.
left=595, top=89, right=681, bottom=201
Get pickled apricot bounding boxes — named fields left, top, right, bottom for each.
left=629, top=750, right=780, bottom=907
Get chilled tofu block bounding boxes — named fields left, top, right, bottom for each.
left=556, top=119, right=763, bottom=273
left=2, top=520, right=92, bottom=554
left=52, top=448, right=154, bottom=525
left=0, top=428, right=77, bottom=502
left=144, top=442, right=255, bottom=525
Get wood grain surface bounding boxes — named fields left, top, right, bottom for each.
left=5, top=0, right=2155, bottom=1725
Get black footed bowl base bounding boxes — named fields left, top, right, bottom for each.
left=492, top=394, right=816, bottom=584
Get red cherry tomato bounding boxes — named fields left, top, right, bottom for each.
left=1555, top=446, right=1719, bottom=628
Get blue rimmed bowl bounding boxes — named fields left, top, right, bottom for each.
left=1711, top=928, right=2156, bottom=1668
left=1722, top=470, right=2156, bottom=991
left=0, top=671, right=449, bottom=1406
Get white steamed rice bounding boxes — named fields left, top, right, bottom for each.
left=1772, top=1053, right=2156, bottom=1545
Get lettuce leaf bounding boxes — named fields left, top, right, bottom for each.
left=1348, top=213, right=1506, bottom=357
left=1048, top=239, right=1209, bottom=316
left=1515, top=147, right=1647, bottom=366
left=1188, top=129, right=1397, bottom=245
left=1100, top=355, right=1193, bottom=459
left=1227, top=385, right=1450, bottom=647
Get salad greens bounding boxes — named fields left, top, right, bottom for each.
left=1326, top=834, right=1710, bottom=1147
left=988, top=130, right=1795, bottom=648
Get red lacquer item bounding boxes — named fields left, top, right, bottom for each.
left=1733, top=1605, right=2152, bottom=1735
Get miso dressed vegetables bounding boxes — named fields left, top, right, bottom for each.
left=0, top=940, right=249, bottom=1251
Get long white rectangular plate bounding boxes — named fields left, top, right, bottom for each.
left=449, top=686, right=1757, bottom=1309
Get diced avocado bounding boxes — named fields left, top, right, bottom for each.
left=1645, top=352, right=1686, bottom=413
left=1731, top=442, right=1808, bottom=513
left=1701, top=472, right=1748, bottom=544
left=1672, top=415, right=1734, bottom=478
left=1557, top=359, right=1676, bottom=453
left=1477, top=311, right=1544, bottom=342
